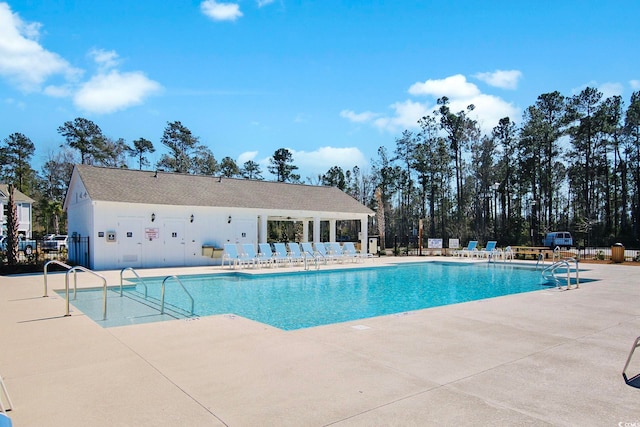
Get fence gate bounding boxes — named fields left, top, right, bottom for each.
left=69, top=235, right=90, bottom=268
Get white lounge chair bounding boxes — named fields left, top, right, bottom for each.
left=287, top=242, right=305, bottom=265
left=314, top=242, right=335, bottom=263
left=241, top=244, right=263, bottom=268
left=258, top=243, right=277, bottom=267
left=478, top=241, right=497, bottom=258
left=302, top=242, right=327, bottom=264
left=342, top=242, right=370, bottom=262
left=273, top=243, right=293, bottom=267
left=454, top=241, right=478, bottom=257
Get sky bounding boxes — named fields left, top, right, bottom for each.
left=1, top=0, right=639, bottom=180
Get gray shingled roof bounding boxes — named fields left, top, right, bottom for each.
left=72, top=165, right=373, bottom=215
left=0, top=184, right=34, bottom=203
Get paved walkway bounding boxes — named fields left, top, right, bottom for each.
left=1, top=258, right=639, bottom=426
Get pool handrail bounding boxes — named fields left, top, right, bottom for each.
left=119, top=267, right=149, bottom=298
left=541, top=257, right=579, bottom=290
left=65, top=266, right=108, bottom=320
left=160, top=275, right=195, bottom=315
left=43, top=260, right=73, bottom=297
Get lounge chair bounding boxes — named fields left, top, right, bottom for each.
left=287, top=242, right=306, bottom=265
left=302, top=242, right=327, bottom=264
left=454, top=241, right=478, bottom=257
left=258, top=243, right=277, bottom=267
left=241, top=244, right=264, bottom=268
left=342, top=242, right=371, bottom=262
left=327, top=242, right=350, bottom=263
left=273, top=243, right=293, bottom=267
left=314, top=242, right=335, bottom=263
left=502, top=246, right=514, bottom=261
left=222, top=243, right=240, bottom=268
left=223, top=243, right=256, bottom=268
left=477, top=241, right=498, bottom=258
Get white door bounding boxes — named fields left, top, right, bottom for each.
left=164, top=220, right=186, bottom=266
left=117, top=218, right=143, bottom=267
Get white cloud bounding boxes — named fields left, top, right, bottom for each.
left=631, top=80, right=640, bottom=90
left=340, top=110, right=380, bottom=123
left=248, top=147, right=368, bottom=179
left=200, top=0, right=243, bottom=21
left=408, top=74, right=480, bottom=98
left=598, top=82, right=623, bottom=99
left=73, top=70, right=162, bottom=114
left=342, top=73, right=519, bottom=134
left=257, top=0, right=275, bottom=6
left=89, top=48, right=120, bottom=71
left=372, top=100, right=431, bottom=133
left=290, top=147, right=369, bottom=177
left=0, top=2, right=81, bottom=91
left=237, top=151, right=258, bottom=164
left=474, top=69, right=522, bottom=90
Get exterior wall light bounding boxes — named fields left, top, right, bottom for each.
left=190, top=214, right=194, bottom=223
left=151, top=213, right=155, bottom=222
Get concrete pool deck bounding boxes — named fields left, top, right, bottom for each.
left=0, top=257, right=639, bottom=426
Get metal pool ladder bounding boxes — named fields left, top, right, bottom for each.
left=119, top=267, right=149, bottom=298
left=541, top=257, right=579, bottom=290
left=623, top=336, right=640, bottom=384
left=161, top=275, right=195, bottom=315
left=0, top=373, right=13, bottom=413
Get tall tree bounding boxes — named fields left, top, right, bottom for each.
left=157, top=121, right=200, bottom=173
left=566, top=87, right=603, bottom=223
left=5, top=184, right=20, bottom=265
left=624, top=91, right=640, bottom=241
left=57, top=117, right=106, bottom=165
left=268, top=148, right=299, bottom=182
left=191, top=145, right=218, bottom=175
left=220, top=157, right=240, bottom=177
left=241, top=160, right=263, bottom=180
left=128, top=137, right=155, bottom=170
left=0, top=132, right=36, bottom=194
left=321, top=166, right=346, bottom=190
left=100, top=137, right=129, bottom=168
left=437, top=97, right=478, bottom=223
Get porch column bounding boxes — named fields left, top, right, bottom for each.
left=259, top=215, right=268, bottom=243
left=329, top=219, right=336, bottom=242
left=313, top=217, right=321, bottom=243
left=360, top=216, right=368, bottom=254
left=302, top=220, right=309, bottom=242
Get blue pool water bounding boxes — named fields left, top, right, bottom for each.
left=117, top=262, right=550, bottom=330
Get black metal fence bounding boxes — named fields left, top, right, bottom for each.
left=68, top=235, right=90, bottom=268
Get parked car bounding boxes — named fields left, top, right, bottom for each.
left=42, top=235, right=68, bottom=252
left=542, top=231, right=573, bottom=249
left=0, top=235, right=36, bottom=255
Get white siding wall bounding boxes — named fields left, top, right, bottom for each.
left=70, top=200, right=259, bottom=270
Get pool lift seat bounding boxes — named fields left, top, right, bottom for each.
left=622, top=336, right=640, bottom=387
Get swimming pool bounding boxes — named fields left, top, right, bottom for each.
left=114, top=262, right=552, bottom=330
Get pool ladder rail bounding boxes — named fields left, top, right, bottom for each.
left=622, top=336, right=640, bottom=387
left=42, top=263, right=195, bottom=321
left=541, top=257, right=580, bottom=290
left=0, top=373, right=13, bottom=413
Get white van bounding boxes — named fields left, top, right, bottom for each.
left=543, top=232, right=573, bottom=249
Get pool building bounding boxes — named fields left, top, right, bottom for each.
left=64, top=165, right=374, bottom=270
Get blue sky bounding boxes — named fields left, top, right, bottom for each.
left=1, top=1, right=639, bottom=180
